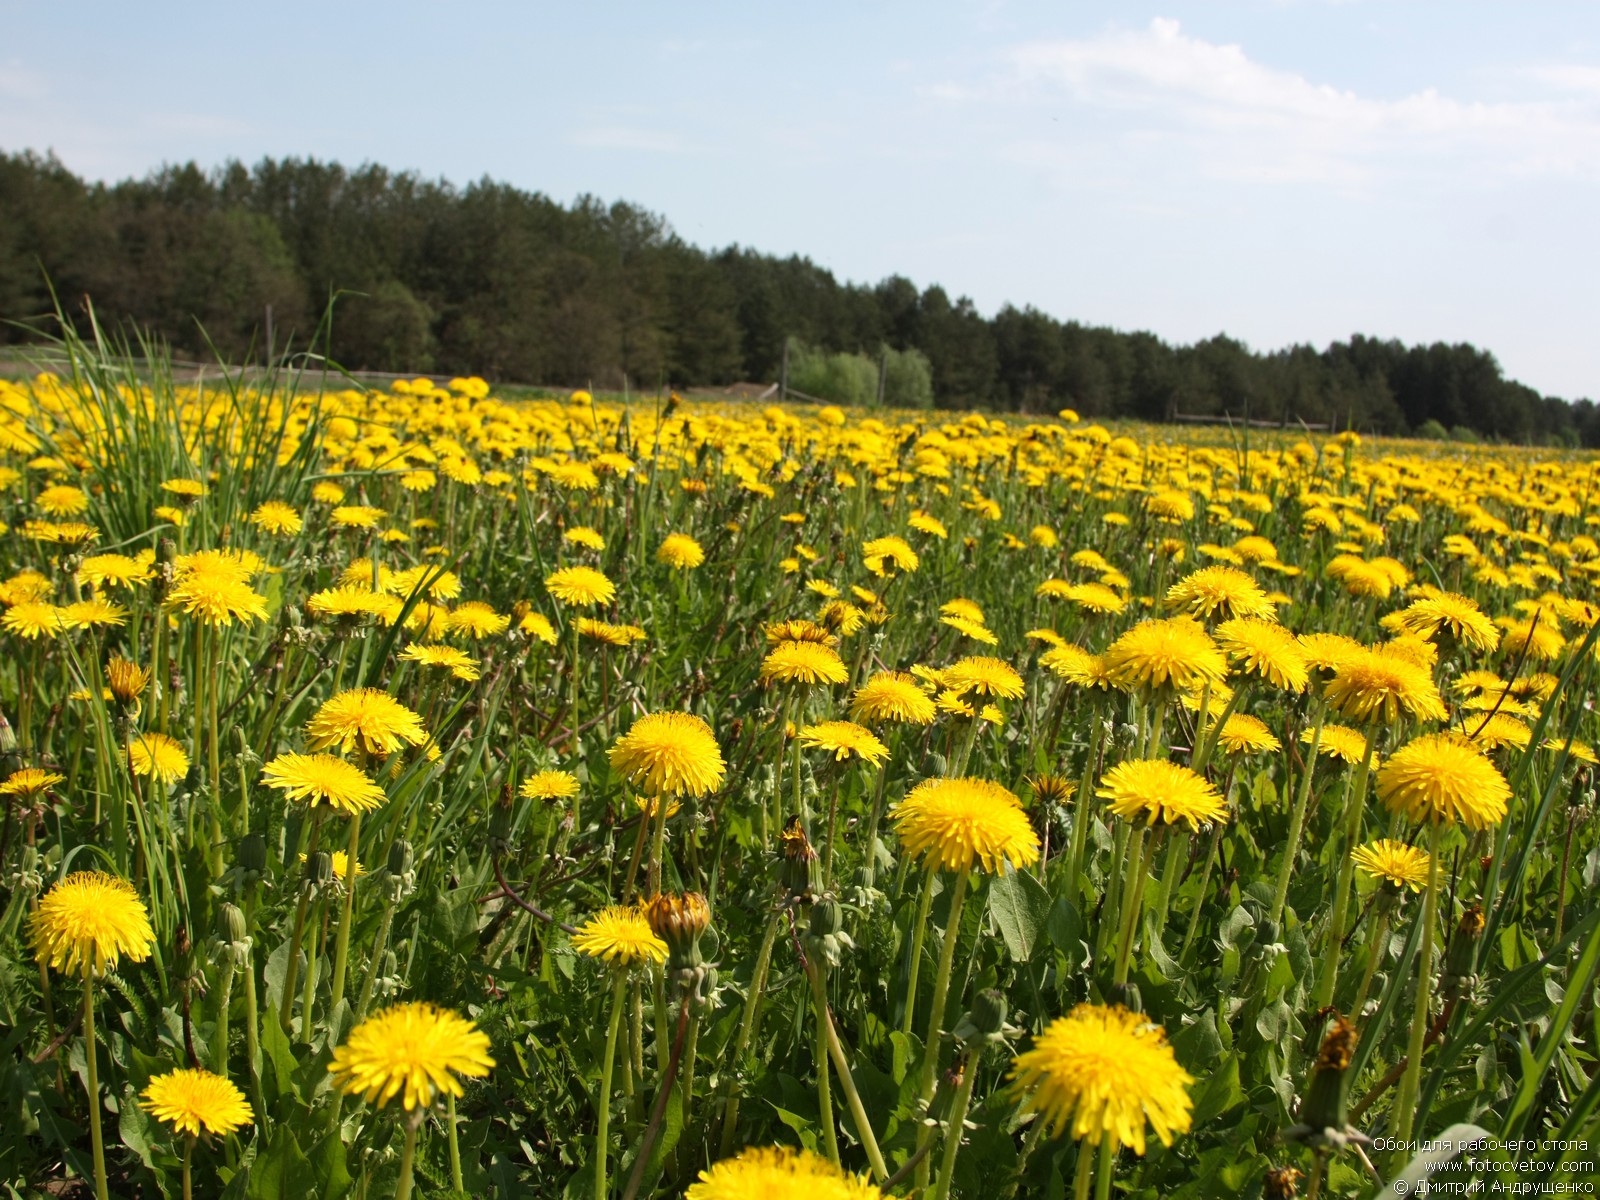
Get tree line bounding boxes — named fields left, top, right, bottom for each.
left=2, top=149, right=1596, bottom=445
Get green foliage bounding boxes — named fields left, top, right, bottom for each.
left=1, top=151, right=1595, bottom=442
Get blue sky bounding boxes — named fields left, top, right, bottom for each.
left=3, top=1, right=1598, bottom=398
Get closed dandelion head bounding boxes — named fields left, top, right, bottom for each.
left=105, top=657, right=150, bottom=704
left=140, top=1068, right=252, bottom=1138
left=1351, top=839, right=1431, bottom=892
left=1376, top=733, right=1510, bottom=830
left=609, top=711, right=725, bottom=798
left=891, top=777, right=1040, bottom=874
left=1026, top=774, right=1076, bottom=807
left=687, top=1145, right=886, bottom=1200
left=31, top=871, right=156, bottom=976
left=261, top=753, right=386, bottom=816
left=1165, top=565, right=1274, bottom=622
left=305, top=689, right=429, bottom=758
left=1097, top=760, right=1228, bottom=829
left=646, top=890, right=711, bottom=957
left=328, top=1001, right=494, bottom=1111
left=571, top=906, right=668, bottom=968
left=760, top=639, right=848, bottom=687
left=544, top=565, right=616, bottom=608
left=1009, top=1003, right=1195, bottom=1155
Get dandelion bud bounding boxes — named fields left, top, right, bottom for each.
left=0, top=709, right=16, bottom=756
left=387, top=838, right=414, bottom=879
left=306, top=850, right=334, bottom=890
left=808, top=896, right=843, bottom=939
left=1264, top=1166, right=1303, bottom=1200
left=647, top=890, right=710, bottom=975
left=1296, top=1011, right=1357, bottom=1136
left=237, top=832, right=268, bottom=879
left=218, top=902, right=247, bottom=946
left=1445, top=902, right=1485, bottom=985
left=779, top=818, right=818, bottom=898
left=489, top=785, right=516, bottom=856
left=953, top=988, right=1009, bottom=1046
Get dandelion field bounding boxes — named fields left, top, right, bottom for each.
left=1, top=327, right=1599, bottom=1199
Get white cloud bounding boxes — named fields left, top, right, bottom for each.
left=997, top=18, right=1600, bottom=183
left=568, top=126, right=691, bottom=154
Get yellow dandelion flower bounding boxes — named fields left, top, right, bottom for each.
left=1395, top=593, right=1500, bottom=654
left=571, top=906, right=668, bottom=968
left=250, top=501, right=304, bottom=536
left=687, top=1145, right=886, bottom=1200
left=261, top=753, right=386, bottom=815
left=761, top=640, right=849, bottom=687
left=1323, top=647, right=1447, bottom=725
left=1165, top=565, right=1275, bottom=622
left=1215, top=713, right=1281, bottom=756
left=1376, top=733, right=1511, bottom=830
left=545, top=566, right=616, bottom=608
left=1098, top=760, right=1227, bottom=828
left=1103, top=616, right=1227, bottom=695
left=31, top=871, right=156, bottom=976
left=328, top=1002, right=494, bottom=1111
left=1010, top=1003, right=1194, bottom=1155
left=609, top=711, right=726, bottom=798
left=798, top=721, right=889, bottom=766
left=140, top=1068, right=253, bottom=1138
left=305, top=689, right=429, bottom=758
left=520, top=770, right=580, bottom=802
left=1351, top=840, right=1431, bottom=892
left=128, top=733, right=190, bottom=784
left=1215, top=618, right=1309, bottom=692
left=891, top=777, right=1040, bottom=874
left=849, top=671, right=938, bottom=725
left=658, top=533, right=705, bottom=569
left=861, top=535, right=919, bottom=576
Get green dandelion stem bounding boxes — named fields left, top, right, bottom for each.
left=1313, top=722, right=1378, bottom=1011
left=915, top=868, right=971, bottom=1191
left=1072, top=1138, right=1094, bottom=1200
left=930, top=1043, right=982, bottom=1200
left=395, top=1118, right=419, bottom=1200
left=1390, top=819, right=1445, bottom=1148
left=446, top=1091, right=464, bottom=1195
left=327, top=810, right=362, bottom=1016
left=1269, top=696, right=1326, bottom=929
left=594, top=972, right=627, bottom=1200
left=900, top=868, right=937, bottom=1038
left=81, top=964, right=109, bottom=1200
left=1113, top=824, right=1158, bottom=987
left=279, top=814, right=323, bottom=1032
left=805, top=959, right=890, bottom=1182
left=718, top=903, right=782, bottom=1156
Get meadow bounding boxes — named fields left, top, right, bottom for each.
left=0, top=328, right=1597, bottom=1199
